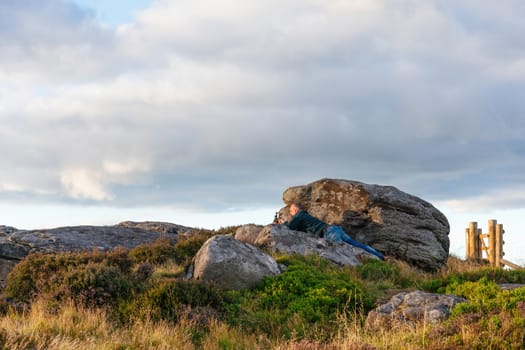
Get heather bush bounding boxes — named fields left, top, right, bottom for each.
left=129, top=231, right=213, bottom=267
left=58, top=262, right=135, bottom=307
left=172, top=235, right=209, bottom=265
left=129, top=238, right=179, bottom=265
left=5, top=248, right=140, bottom=306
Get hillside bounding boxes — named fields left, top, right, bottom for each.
left=0, top=226, right=524, bottom=349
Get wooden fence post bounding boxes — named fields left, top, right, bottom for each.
left=496, top=224, right=504, bottom=268
left=468, top=222, right=478, bottom=261
left=488, top=220, right=497, bottom=267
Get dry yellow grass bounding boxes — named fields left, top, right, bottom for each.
left=151, top=260, right=186, bottom=280
left=441, top=255, right=489, bottom=275
left=0, top=299, right=195, bottom=350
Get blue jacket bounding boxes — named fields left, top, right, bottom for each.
left=285, top=210, right=327, bottom=237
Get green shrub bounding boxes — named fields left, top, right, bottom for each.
left=228, top=255, right=373, bottom=339
left=446, top=278, right=525, bottom=316
left=357, top=259, right=400, bottom=282
left=422, top=267, right=525, bottom=294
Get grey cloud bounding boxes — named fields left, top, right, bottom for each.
left=1, top=0, right=525, bottom=213
left=0, top=1, right=119, bottom=83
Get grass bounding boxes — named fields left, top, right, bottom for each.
left=0, top=299, right=196, bottom=350
left=0, top=232, right=524, bottom=350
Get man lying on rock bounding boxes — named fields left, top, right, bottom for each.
left=275, top=203, right=385, bottom=260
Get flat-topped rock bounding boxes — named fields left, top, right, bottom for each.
left=7, top=225, right=178, bottom=254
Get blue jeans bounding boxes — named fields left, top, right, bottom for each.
left=324, top=225, right=385, bottom=260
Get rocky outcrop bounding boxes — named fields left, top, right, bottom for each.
left=0, top=222, right=182, bottom=288
left=249, top=224, right=378, bottom=266
left=189, top=235, right=281, bottom=290
left=7, top=225, right=179, bottom=254
left=279, top=178, right=450, bottom=270
left=366, top=290, right=466, bottom=328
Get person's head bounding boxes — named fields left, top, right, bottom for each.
left=289, top=203, right=303, bottom=216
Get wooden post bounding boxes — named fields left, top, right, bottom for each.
left=488, top=220, right=497, bottom=267
left=468, top=222, right=478, bottom=261
left=495, top=224, right=503, bottom=268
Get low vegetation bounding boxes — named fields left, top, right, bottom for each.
left=0, top=228, right=524, bottom=349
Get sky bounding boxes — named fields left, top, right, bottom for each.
left=1, top=1, right=524, bottom=264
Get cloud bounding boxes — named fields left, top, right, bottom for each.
left=59, top=159, right=150, bottom=201
left=1, top=0, right=525, bottom=213
left=61, top=168, right=113, bottom=201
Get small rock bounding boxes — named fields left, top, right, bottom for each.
left=366, top=290, right=466, bottom=329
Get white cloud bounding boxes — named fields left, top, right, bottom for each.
left=59, top=159, right=152, bottom=201
left=61, top=168, right=113, bottom=201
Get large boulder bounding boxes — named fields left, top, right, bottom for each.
left=250, top=224, right=379, bottom=266
left=279, top=178, right=450, bottom=270
left=366, top=290, right=466, bottom=328
left=189, top=235, right=281, bottom=290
